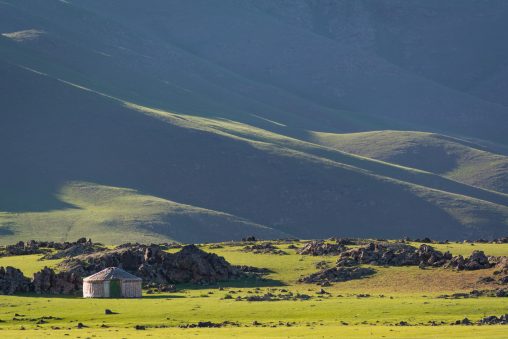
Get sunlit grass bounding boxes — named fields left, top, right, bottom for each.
left=0, top=242, right=506, bottom=338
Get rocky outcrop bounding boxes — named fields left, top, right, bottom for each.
left=58, top=244, right=243, bottom=285
left=477, top=314, right=508, bottom=325
left=0, top=266, right=31, bottom=295
left=297, top=241, right=347, bottom=256
left=242, top=243, right=287, bottom=255
left=337, top=242, right=492, bottom=270
left=1, top=238, right=104, bottom=258
left=32, top=267, right=82, bottom=295
left=42, top=242, right=106, bottom=260
left=337, top=242, right=431, bottom=267
left=3, top=241, right=44, bottom=256
left=444, top=251, right=493, bottom=271
left=299, top=267, right=375, bottom=285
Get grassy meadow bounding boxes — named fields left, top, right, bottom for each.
left=0, top=241, right=507, bottom=338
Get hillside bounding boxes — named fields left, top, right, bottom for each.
left=1, top=1, right=508, bottom=143
left=0, top=1, right=507, bottom=242
left=0, top=181, right=289, bottom=245
left=1, top=63, right=508, bottom=243
left=311, top=131, right=508, bottom=194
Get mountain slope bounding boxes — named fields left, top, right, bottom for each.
left=0, top=1, right=508, bottom=242
left=1, top=0, right=508, bottom=144
left=1, top=63, right=508, bottom=242
left=0, top=181, right=289, bottom=245
left=310, top=131, right=508, bottom=195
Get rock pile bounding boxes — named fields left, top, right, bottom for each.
left=445, top=251, right=492, bottom=270
left=336, top=242, right=493, bottom=270
left=242, top=243, right=287, bottom=255
left=298, top=267, right=375, bottom=285
left=0, top=266, right=31, bottom=295
left=297, top=241, right=347, bottom=256
left=337, top=242, right=440, bottom=267
left=59, top=244, right=244, bottom=285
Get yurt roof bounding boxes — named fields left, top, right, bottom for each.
left=83, top=267, right=142, bottom=282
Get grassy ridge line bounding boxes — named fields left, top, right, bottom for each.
left=311, top=130, right=508, bottom=194
left=0, top=182, right=289, bottom=245
left=129, top=102, right=508, bottom=209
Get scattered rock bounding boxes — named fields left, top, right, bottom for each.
left=315, top=261, right=330, bottom=269
left=242, top=243, right=287, bottom=255
left=299, top=267, right=375, bottom=285
left=477, top=314, right=508, bottom=325
left=234, top=265, right=271, bottom=276
left=477, top=276, right=495, bottom=284
left=238, top=292, right=311, bottom=302
left=179, top=321, right=240, bottom=328
left=297, top=241, right=347, bottom=256
left=1, top=239, right=102, bottom=257
left=143, top=282, right=177, bottom=293
left=454, top=318, right=472, bottom=325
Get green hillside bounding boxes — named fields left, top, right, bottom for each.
left=310, top=131, right=508, bottom=194
left=0, top=1, right=507, bottom=242
left=1, top=63, right=508, bottom=243
left=1, top=1, right=508, bottom=143
left=0, top=181, right=288, bottom=245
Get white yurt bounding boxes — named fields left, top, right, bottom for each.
left=83, top=267, right=142, bottom=298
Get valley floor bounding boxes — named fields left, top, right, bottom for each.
left=0, top=241, right=507, bottom=338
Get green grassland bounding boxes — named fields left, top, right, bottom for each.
left=0, top=241, right=507, bottom=338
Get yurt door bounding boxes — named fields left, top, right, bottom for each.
left=103, top=281, right=110, bottom=298
left=110, top=279, right=122, bottom=298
